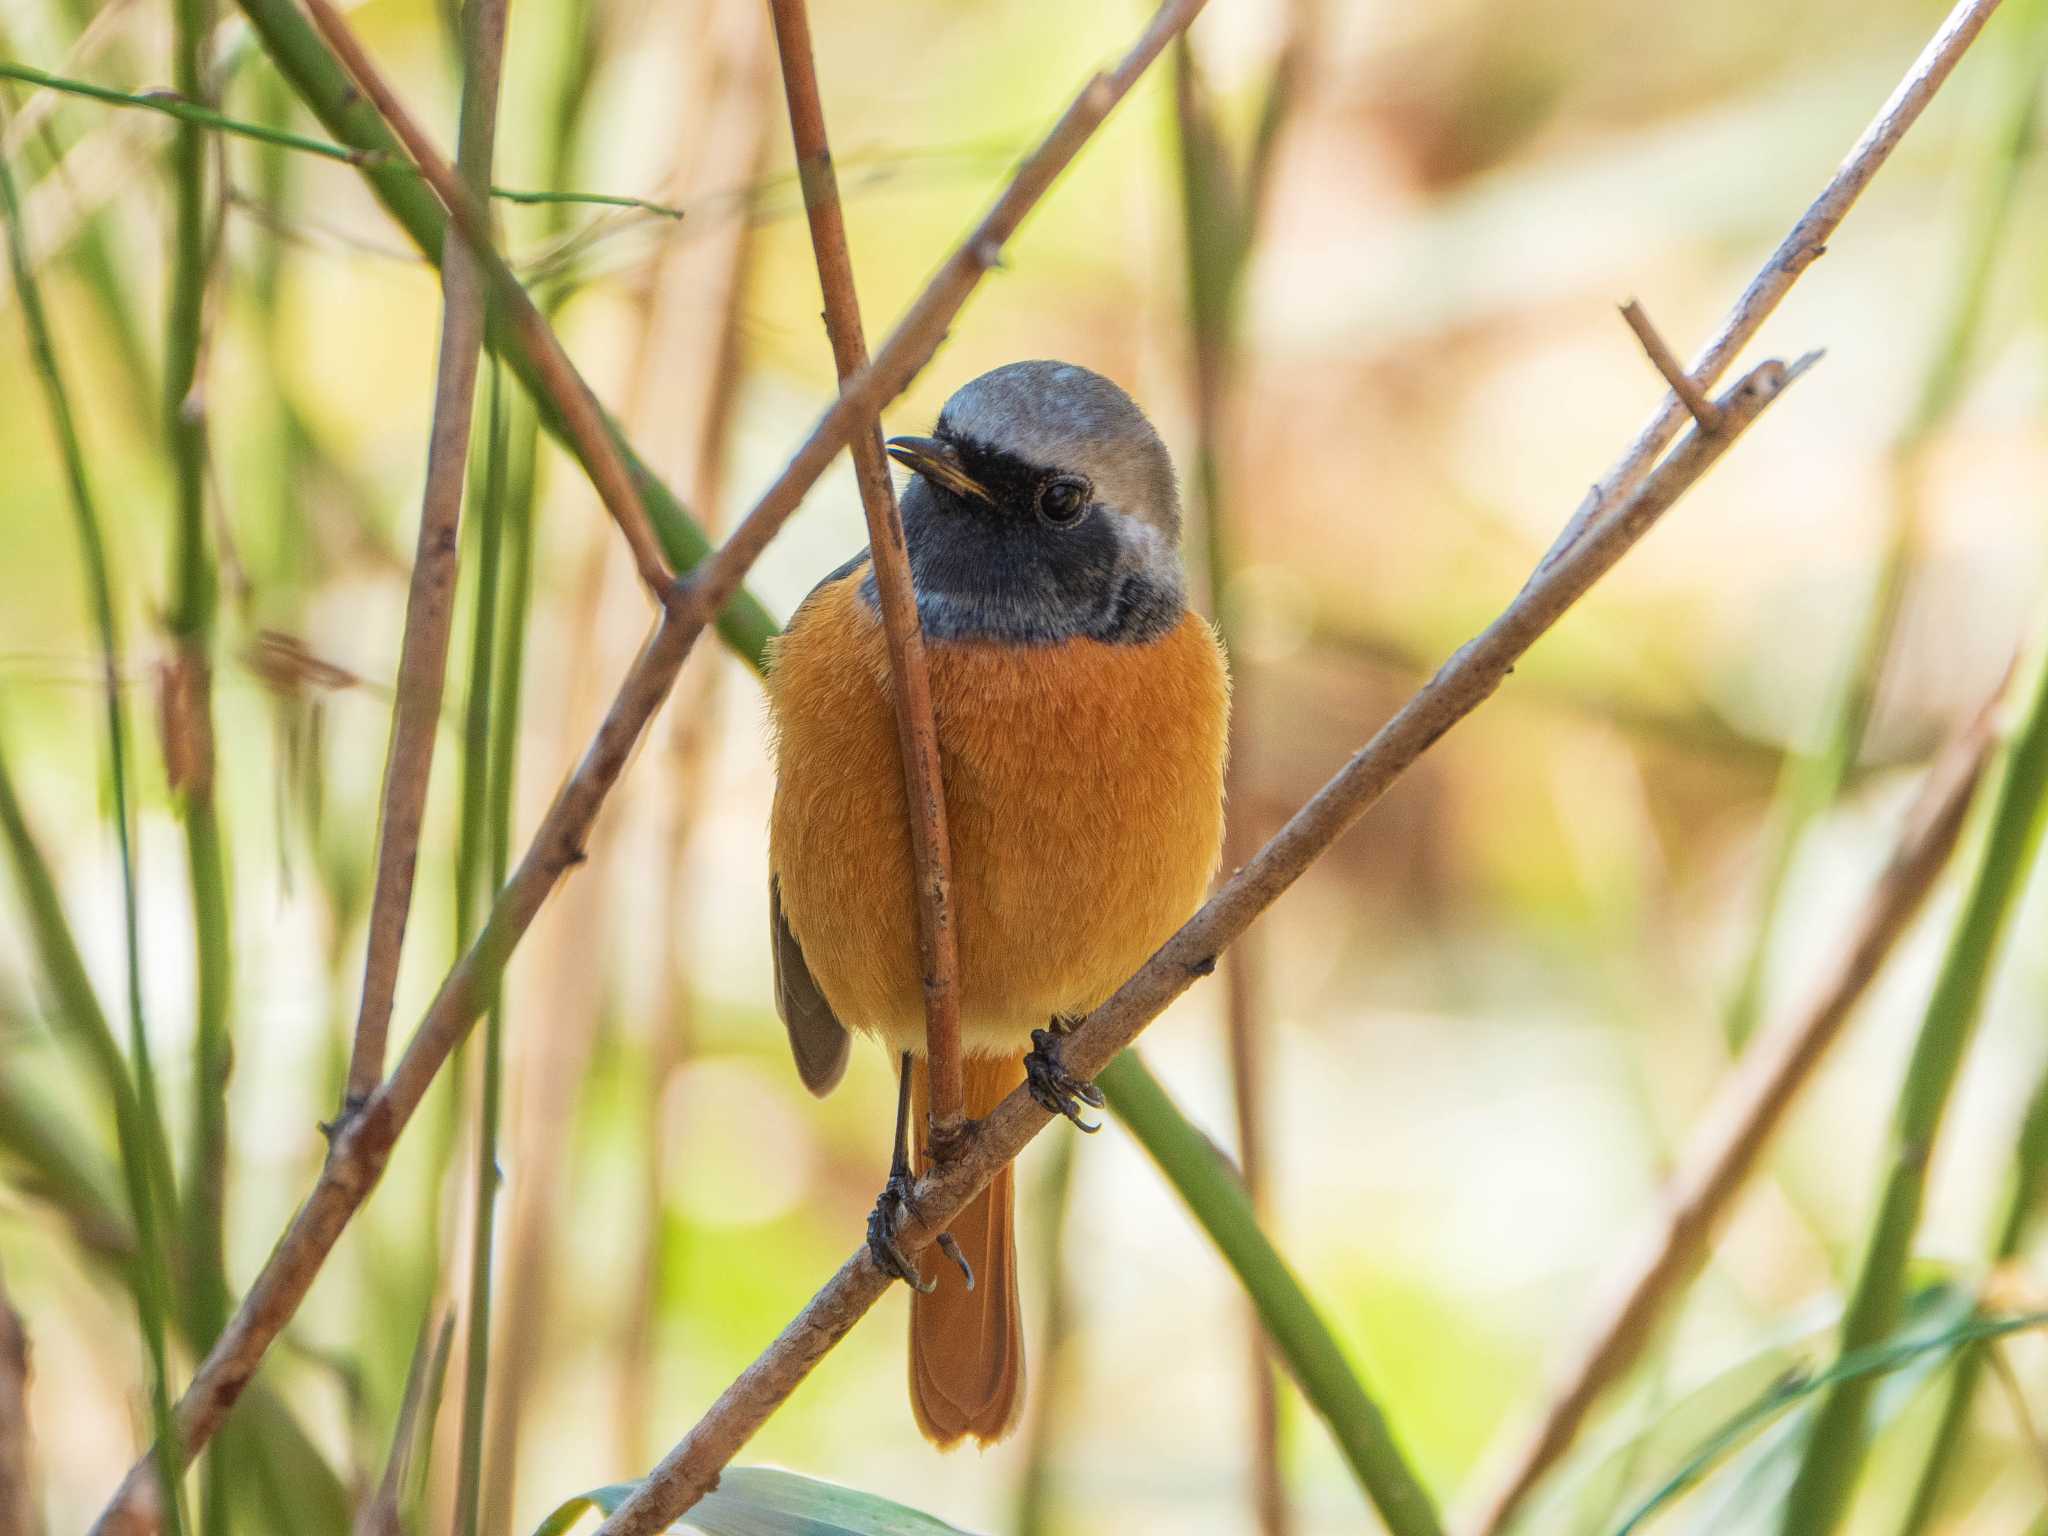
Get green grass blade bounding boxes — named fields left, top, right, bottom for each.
left=1096, top=1051, right=1445, bottom=1536
left=1892, top=1022, right=2048, bottom=1532
left=1622, top=1309, right=2048, bottom=1534
left=1777, top=616, right=2048, bottom=1533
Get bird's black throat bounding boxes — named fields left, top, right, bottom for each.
left=854, top=446, right=1183, bottom=647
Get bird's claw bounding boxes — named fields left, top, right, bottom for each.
left=1025, top=1025, right=1104, bottom=1132
left=867, top=1172, right=976, bottom=1292
left=867, top=1171, right=935, bottom=1293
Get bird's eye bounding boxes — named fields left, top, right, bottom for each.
left=1037, top=475, right=1090, bottom=526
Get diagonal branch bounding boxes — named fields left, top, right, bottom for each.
left=341, top=0, right=512, bottom=1106
left=766, top=0, right=966, bottom=1143
left=1459, top=681, right=2005, bottom=1536
left=87, top=3, right=1208, bottom=1527
left=590, top=354, right=1817, bottom=1536
left=296, top=0, right=676, bottom=602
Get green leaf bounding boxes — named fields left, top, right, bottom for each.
left=1614, top=1302, right=2048, bottom=1533
left=531, top=1468, right=985, bottom=1536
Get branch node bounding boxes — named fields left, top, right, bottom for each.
left=1619, top=299, right=1720, bottom=434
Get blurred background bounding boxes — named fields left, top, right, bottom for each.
left=5, top=0, right=2048, bottom=1531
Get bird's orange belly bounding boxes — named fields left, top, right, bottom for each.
left=767, top=575, right=1229, bottom=1058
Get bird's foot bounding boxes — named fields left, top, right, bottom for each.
left=866, top=1169, right=974, bottom=1293
left=1025, top=1022, right=1104, bottom=1133
left=867, top=1168, right=935, bottom=1292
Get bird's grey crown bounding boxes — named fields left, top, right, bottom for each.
left=855, top=360, right=1188, bottom=648
left=935, top=360, right=1181, bottom=540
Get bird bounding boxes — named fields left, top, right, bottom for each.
left=765, top=359, right=1229, bottom=1447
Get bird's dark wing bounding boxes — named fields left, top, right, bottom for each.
left=771, top=879, right=852, bottom=1100
left=766, top=552, right=872, bottom=1097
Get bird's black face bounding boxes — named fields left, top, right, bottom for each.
left=869, top=428, right=1182, bottom=646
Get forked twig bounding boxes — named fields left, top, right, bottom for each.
left=1620, top=300, right=1720, bottom=433
left=767, top=0, right=967, bottom=1147
left=88, top=3, right=1209, bottom=1527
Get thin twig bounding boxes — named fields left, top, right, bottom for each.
left=295, top=0, right=676, bottom=601
left=341, top=0, right=510, bottom=1108
left=0, top=63, right=686, bottom=217
left=1538, top=0, right=2007, bottom=571
left=767, top=0, right=967, bottom=1145
left=1618, top=300, right=1719, bottom=433
left=1459, top=685, right=2004, bottom=1536
left=589, top=355, right=1816, bottom=1536
left=89, top=5, right=1208, bottom=1526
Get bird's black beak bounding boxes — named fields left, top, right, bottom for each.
left=886, top=435, right=993, bottom=504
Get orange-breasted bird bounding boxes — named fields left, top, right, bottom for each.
left=766, top=360, right=1229, bottom=1446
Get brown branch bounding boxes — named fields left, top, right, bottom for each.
left=1619, top=299, right=1719, bottom=434
left=1539, top=0, right=2006, bottom=571
left=767, top=0, right=967, bottom=1144
left=590, top=354, right=1816, bottom=1536
left=1459, top=685, right=2003, bottom=1536
left=87, top=3, right=1208, bottom=1527
left=340, top=0, right=510, bottom=1106
left=296, top=0, right=676, bottom=602
left=0, top=1266, right=35, bottom=1536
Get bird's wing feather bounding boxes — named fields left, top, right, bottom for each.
left=766, top=551, right=872, bottom=1097
left=770, top=878, right=851, bottom=1098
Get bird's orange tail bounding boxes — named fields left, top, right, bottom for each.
left=907, top=1052, right=1025, bottom=1448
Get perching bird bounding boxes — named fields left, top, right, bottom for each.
left=766, top=360, right=1229, bottom=1447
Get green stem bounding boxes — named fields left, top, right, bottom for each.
left=445, top=4, right=517, bottom=1523
left=1096, top=1052, right=1445, bottom=1536
left=0, top=63, right=685, bottom=217
left=212, top=0, right=780, bottom=663
left=1893, top=1026, right=2048, bottom=1533
left=163, top=0, right=234, bottom=1522
left=454, top=353, right=515, bottom=1536
left=0, top=130, right=187, bottom=1536
left=1778, top=617, right=2048, bottom=1533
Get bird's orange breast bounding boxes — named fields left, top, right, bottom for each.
left=767, top=570, right=1229, bottom=1058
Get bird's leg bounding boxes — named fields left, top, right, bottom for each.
left=867, top=1052, right=934, bottom=1292
left=1025, top=1015, right=1105, bottom=1133
left=866, top=1052, right=974, bottom=1292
